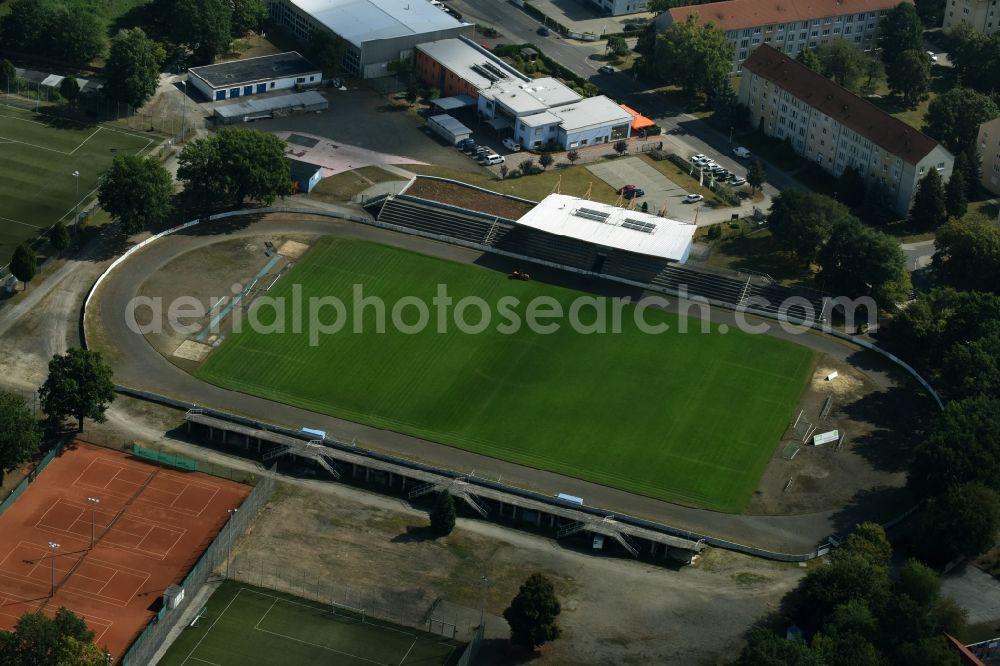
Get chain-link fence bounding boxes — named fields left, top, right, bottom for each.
left=118, top=466, right=275, bottom=666
left=0, top=440, right=65, bottom=515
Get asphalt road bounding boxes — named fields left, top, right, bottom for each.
left=88, top=210, right=908, bottom=554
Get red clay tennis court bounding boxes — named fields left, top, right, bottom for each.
left=0, top=441, right=250, bottom=659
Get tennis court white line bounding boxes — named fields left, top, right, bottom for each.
left=68, top=127, right=101, bottom=155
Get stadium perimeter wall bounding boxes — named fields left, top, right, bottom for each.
left=81, top=207, right=944, bottom=563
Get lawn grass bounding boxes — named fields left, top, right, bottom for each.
left=705, top=230, right=818, bottom=288
left=406, top=163, right=620, bottom=204
left=308, top=166, right=401, bottom=202
left=869, top=66, right=957, bottom=131
left=0, top=104, right=153, bottom=264
left=198, top=238, right=814, bottom=512
left=158, top=580, right=463, bottom=666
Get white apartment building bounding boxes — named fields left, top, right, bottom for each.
left=977, top=116, right=1000, bottom=195
left=656, top=0, right=909, bottom=73
left=739, top=45, right=954, bottom=215
left=943, top=0, right=1000, bottom=35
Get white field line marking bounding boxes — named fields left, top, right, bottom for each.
left=188, top=658, right=223, bottom=666
left=69, top=127, right=101, bottom=155
left=252, top=625, right=391, bottom=666
left=0, top=134, right=72, bottom=155
left=0, top=214, right=41, bottom=228
left=254, top=598, right=278, bottom=629
left=397, top=637, right=417, bottom=665
left=182, top=587, right=245, bottom=666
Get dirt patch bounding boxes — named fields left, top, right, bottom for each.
left=404, top=177, right=535, bottom=220
left=136, top=234, right=318, bottom=369
left=229, top=483, right=803, bottom=666
left=747, top=353, right=910, bottom=515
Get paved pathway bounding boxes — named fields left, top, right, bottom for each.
left=87, top=211, right=908, bottom=554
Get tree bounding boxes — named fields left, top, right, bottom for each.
left=909, top=168, right=947, bottom=229
left=103, top=28, right=166, bottom=109
left=429, top=489, right=456, bottom=535
left=58, top=76, right=80, bottom=103
left=915, top=0, right=946, bottom=27
left=405, top=82, right=418, bottom=106
left=178, top=129, right=291, bottom=207
left=860, top=57, right=885, bottom=96
left=894, top=637, right=961, bottom=666
left=878, top=3, right=924, bottom=69
left=910, top=394, right=1000, bottom=496
left=0, top=392, right=41, bottom=485
left=566, top=149, right=580, bottom=164
left=886, top=49, right=930, bottom=106
left=897, top=558, right=941, bottom=606
left=811, top=632, right=881, bottom=666
left=933, top=213, right=1000, bottom=292
left=948, top=26, right=1000, bottom=94
left=169, top=0, right=231, bottom=63
left=1, top=59, right=15, bottom=92
left=38, top=348, right=115, bottom=432
left=945, top=174, right=968, bottom=220
left=815, top=38, right=870, bottom=91
left=840, top=522, right=892, bottom=568
left=651, top=13, right=733, bottom=97
left=49, top=221, right=70, bottom=255
left=231, top=0, right=268, bottom=37
left=0, top=0, right=49, bottom=58
left=746, top=159, right=765, bottom=193
left=952, top=149, right=980, bottom=198
left=924, top=87, right=1000, bottom=154
left=913, top=483, right=1000, bottom=565
left=607, top=35, right=629, bottom=57
left=518, top=158, right=535, bottom=174
left=309, top=29, right=347, bottom=78
left=817, top=217, right=911, bottom=306
left=538, top=152, right=553, bottom=170
left=836, top=166, right=867, bottom=209
left=736, top=627, right=823, bottom=666
left=0, top=607, right=105, bottom=666
left=796, top=47, right=822, bottom=71
left=767, top=190, right=850, bottom=263
left=499, top=164, right=509, bottom=180
left=98, top=154, right=174, bottom=236
left=613, top=139, right=628, bottom=156
left=503, top=573, right=561, bottom=650
left=9, top=244, right=37, bottom=288
left=46, top=4, right=106, bottom=64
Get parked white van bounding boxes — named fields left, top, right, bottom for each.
left=481, top=153, right=505, bottom=165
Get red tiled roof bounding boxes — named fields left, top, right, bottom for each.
left=669, top=0, right=910, bottom=32
left=742, top=44, right=942, bottom=165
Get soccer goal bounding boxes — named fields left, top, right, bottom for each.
left=331, top=601, right=366, bottom=624
left=189, top=606, right=208, bottom=628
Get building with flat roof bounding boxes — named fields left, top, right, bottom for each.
left=268, top=0, right=471, bottom=78
left=515, top=194, right=696, bottom=263
left=656, top=0, right=907, bottom=73
left=212, top=90, right=328, bottom=124
left=976, top=116, right=1000, bottom=195
left=943, top=0, right=1000, bottom=35
left=416, top=38, right=526, bottom=98
left=188, top=52, right=321, bottom=101
left=589, top=0, right=650, bottom=17
left=739, top=45, right=953, bottom=214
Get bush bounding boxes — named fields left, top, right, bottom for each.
left=707, top=224, right=722, bottom=239
left=507, top=169, right=522, bottom=178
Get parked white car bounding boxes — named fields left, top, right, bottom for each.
left=481, top=153, right=505, bottom=165
left=683, top=193, right=704, bottom=203
left=502, top=137, right=521, bottom=152
left=732, top=146, right=751, bottom=158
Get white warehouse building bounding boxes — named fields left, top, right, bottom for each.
left=187, top=52, right=322, bottom=101
left=268, top=0, right=472, bottom=79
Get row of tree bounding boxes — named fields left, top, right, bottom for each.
left=766, top=190, right=910, bottom=306
left=737, top=523, right=969, bottom=665
left=945, top=23, right=1000, bottom=96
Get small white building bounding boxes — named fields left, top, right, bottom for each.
left=515, top=193, right=696, bottom=264
left=187, top=52, right=322, bottom=102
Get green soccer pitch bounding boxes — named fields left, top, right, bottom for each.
left=0, top=105, right=153, bottom=264
left=158, top=581, right=464, bottom=666
left=198, top=238, right=814, bottom=512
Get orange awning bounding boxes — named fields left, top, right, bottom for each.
left=620, top=104, right=655, bottom=131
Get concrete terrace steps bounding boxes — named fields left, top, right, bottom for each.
left=378, top=196, right=515, bottom=246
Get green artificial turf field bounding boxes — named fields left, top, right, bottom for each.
left=199, top=238, right=814, bottom=512
left=0, top=104, right=153, bottom=264
left=158, top=581, right=464, bottom=666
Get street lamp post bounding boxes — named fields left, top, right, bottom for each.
left=48, top=542, right=60, bottom=596
left=729, top=126, right=734, bottom=144
left=87, top=497, right=99, bottom=548
left=226, top=508, right=237, bottom=579
left=72, top=170, right=80, bottom=224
